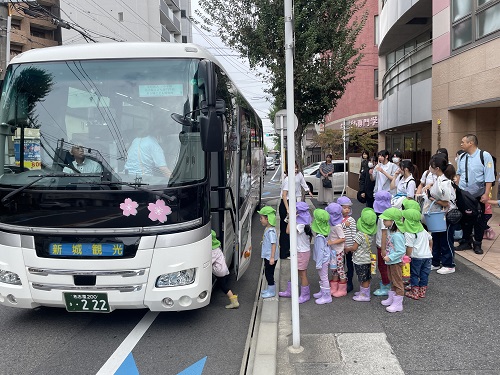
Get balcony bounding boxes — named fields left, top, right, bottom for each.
left=379, top=40, right=432, bottom=131
left=161, top=25, right=171, bottom=42
left=163, top=0, right=180, bottom=11
left=160, top=1, right=181, bottom=34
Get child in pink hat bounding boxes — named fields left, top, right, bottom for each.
left=325, top=202, right=347, bottom=298
left=279, top=202, right=313, bottom=303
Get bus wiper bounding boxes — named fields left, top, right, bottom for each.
left=1, top=173, right=99, bottom=205
left=70, top=181, right=176, bottom=202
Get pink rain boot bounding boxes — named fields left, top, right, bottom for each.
left=352, top=286, right=371, bottom=302
left=386, top=294, right=404, bottom=313
left=298, top=285, right=310, bottom=304
left=329, top=280, right=339, bottom=296
left=278, top=281, right=292, bottom=298
left=314, top=287, right=332, bottom=305
left=381, top=291, right=395, bottom=306
left=332, top=282, right=347, bottom=298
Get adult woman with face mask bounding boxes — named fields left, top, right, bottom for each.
left=428, top=154, right=457, bottom=275
left=358, top=156, right=376, bottom=208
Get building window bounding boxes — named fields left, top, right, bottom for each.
left=118, top=12, right=124, bottom=22
left=374, top=69, right=379, bottom=99
left=181, top=10, right=186, bottom=18
left=182, top=36, right=188, bottom=43
left=374, top=15, right=379, bottom=45
left=11, top=19, right=21, bottom=30
left=30, top=27, right=46, bottom=39
left=452, top=0, right=500, bottom=50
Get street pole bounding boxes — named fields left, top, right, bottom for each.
left=280, top=116, right=284, bottom=182
left=342, top=119, right=347, bottom=196
left=284, top=0, right=301, bottom=351
left=5, top=12, right=10, bottom=67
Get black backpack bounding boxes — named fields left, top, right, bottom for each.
left=453, top=182, right=481, bottom=219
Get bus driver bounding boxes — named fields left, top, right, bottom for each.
left=63, top=144, right=102, bottom=174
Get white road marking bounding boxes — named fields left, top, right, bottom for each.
left=96, top=311, right=159, bottom=375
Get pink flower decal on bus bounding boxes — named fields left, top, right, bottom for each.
left=148, top=200, right=172, bottom=223
left=120, top=198, right=139, bottom=216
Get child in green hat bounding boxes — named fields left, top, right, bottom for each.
left=379, top=207, right=406, bottom=313
left=402, top=198, right=421, bottom=212
left=311, top=209, right=332, bottom=305
left=402, top=209, right=432, bottom=300
left=257, top=206, right=279, bottom=298
left=211, top=230, right=239, bottom=309
left=345, top=208, right=377, bottom=302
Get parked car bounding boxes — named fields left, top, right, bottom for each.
left=266, top=156, right=276, bottom=170
left=303, top=160, right=348, bottom=194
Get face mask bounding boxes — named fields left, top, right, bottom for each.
left=368, top=162, right=374, bottom=168
left=392, top=157, right=400, bottom=163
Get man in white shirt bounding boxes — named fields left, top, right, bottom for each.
left=63, top=145, right=102, bottom=174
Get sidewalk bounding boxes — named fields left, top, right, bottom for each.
left=249, top=199, right=500, bottom=374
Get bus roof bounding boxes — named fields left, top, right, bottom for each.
left=10, top=42, right=221, bottom=65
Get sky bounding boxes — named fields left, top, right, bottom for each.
left=190, top=1, right=276, bottom=150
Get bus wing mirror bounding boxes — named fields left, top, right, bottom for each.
left=200, top=110, right=223, bottom=152
left=197, top=60, right=217, bottom=107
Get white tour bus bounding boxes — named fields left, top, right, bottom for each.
left=0, top=43, right=264, bottom=312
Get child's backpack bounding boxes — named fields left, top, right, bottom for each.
left=453, top=182, right=481, bottom=219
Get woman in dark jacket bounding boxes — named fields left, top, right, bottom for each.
left=359, top=156, right=376, bottom=208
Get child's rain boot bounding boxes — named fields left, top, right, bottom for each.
left=278, top=281, right=292, bottom=298
left=262, top=285, right=276, bottom=298
left=418, top=286, right=428, bottom=298
left=329, top=280, right=339, bottom=295
left=298, top=286, right=310, bottom=304
left=381, top=290, right=395, bottom=306
left=225, top=295, right=240, bottom=309
left=373, top=281, right=391, bottom=296
left=405, top=286, right=420, bottom=300
left=352, top=286, right=371, bottom=302
left=332, top=282, right=347, bottom=297
left=386, top=294, right=404, bottom=313
left=314, top=287, right=332, bottom=305
left=313, top=282, right=324, bottom=299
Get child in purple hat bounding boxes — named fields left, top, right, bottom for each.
left=279, top=202, right=313, bottom=303
left=373, top=191, right=392, bottom=296
left=325, top=202, right=347, bottom=298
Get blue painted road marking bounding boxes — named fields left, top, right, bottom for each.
left=115, top=353, right=139, bottom=375
left=177, top=357, right=207, bottom=375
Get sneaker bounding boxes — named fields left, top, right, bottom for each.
left=455, top=242, right=472, bottom=251
left=437, top=267, right=455, bottom=275
left=431, top=265, right=441, bottom=271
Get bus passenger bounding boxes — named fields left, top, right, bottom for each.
left=124, top=122, right=171, bottom=177
left=63, top=144, right=102, bottom=174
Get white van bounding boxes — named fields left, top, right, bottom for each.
left=303, top=160, right=348, bottom=194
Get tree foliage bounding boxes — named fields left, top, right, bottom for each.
left=197, top=0, right=367, bottom=166
left=313, top=126, right=378, bottom=159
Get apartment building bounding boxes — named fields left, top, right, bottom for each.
left=60, top=0, right=192, bottom=44
left=1, top=0, right=61, bottom=70
left=378, top=0, right=499, bottom=176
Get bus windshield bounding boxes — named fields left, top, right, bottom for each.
left=0, top=58, right=208, bottom=230
left=0, top=58, right=205, bottom=187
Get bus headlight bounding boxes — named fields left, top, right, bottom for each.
left=156, top=269, right=196, bottom=287
left=0, top=270, right=22, bottom=285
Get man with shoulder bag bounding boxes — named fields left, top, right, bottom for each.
left=455, top=134, right=496, bottom=254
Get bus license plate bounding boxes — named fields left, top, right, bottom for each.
left=63, top=292, right=110, bottom=313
